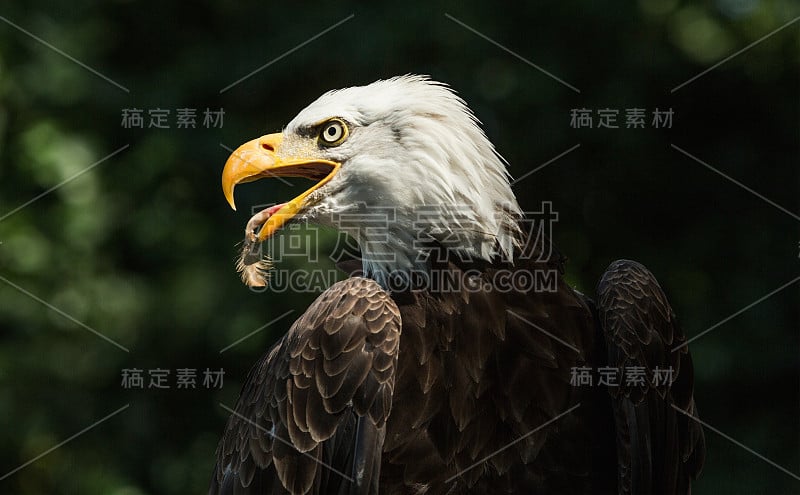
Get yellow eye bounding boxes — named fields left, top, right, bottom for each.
left=319, top=119, right=348, bottom=146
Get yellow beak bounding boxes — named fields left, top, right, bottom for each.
left=221, top=133, right=340, bottom=240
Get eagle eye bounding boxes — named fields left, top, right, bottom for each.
left=318, top=119, right=348, bottom=146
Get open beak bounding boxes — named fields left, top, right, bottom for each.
left=222, top=133, right=340, bottom=240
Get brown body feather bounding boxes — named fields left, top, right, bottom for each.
left=210, top=243, right=704, bottom=494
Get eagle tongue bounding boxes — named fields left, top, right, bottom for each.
left=241, top=202, right=287, bottom=266
left=245, top=202, right=288, bottom=239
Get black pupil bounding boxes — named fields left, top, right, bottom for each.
left=327, top=126, right=337, bottom=137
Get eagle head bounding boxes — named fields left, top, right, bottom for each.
left=222, top=75, right=522, bottom=286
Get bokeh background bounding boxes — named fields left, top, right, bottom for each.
left=0, top=0, right=798, bottom=493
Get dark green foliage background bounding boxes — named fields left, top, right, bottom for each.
left=0, top=1, right=797, bottom=493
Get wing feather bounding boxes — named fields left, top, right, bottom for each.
left=597, top=259, right=705, bottom=495
left=209, top=277, right=401, bottom=495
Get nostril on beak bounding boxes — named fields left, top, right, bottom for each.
left=261, top=142, right=274, bottom=152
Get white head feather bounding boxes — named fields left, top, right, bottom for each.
left=279, top=75, right=522, bottom=284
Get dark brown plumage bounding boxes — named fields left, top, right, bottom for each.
left=597, top=260, right=705, bottom=494
left=211, top=278, right=401, bottom=494
left=210, top=240, right=705, bottom=494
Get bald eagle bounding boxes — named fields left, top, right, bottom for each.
left=210, top=76, right=705, bottom=495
